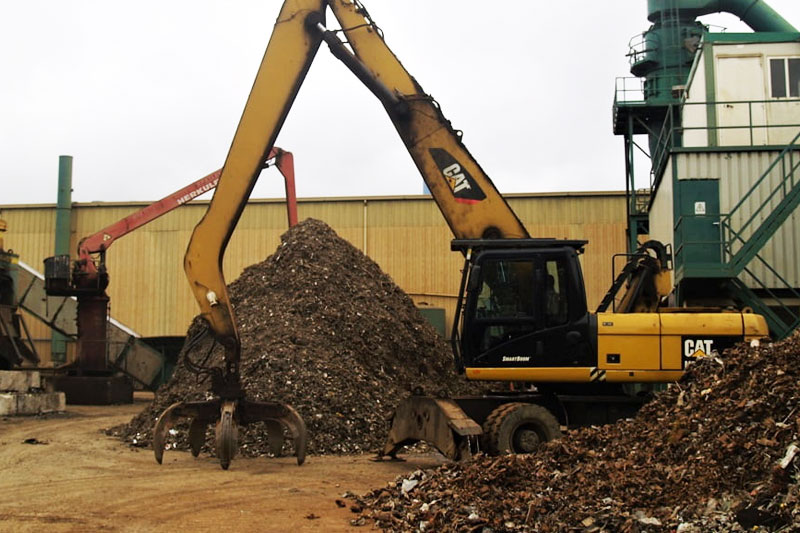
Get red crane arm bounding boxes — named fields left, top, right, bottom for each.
left=277, top=149, right=298, bottom=228
left=77, top=147, right=297, bottom=273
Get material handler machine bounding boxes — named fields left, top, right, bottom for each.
left=153, top=0, right=768, bottom=469
left=43, top=149, right=297, bottom=403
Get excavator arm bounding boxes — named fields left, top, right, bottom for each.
left=323, top=1, right=528, bottom=240
left=171, top=0, right=529, bottom=469
left=185, top=0, right=527, bottom=365
left=158, top=0, right=762, bottom=468
left=184, top=0, right=326, bottom=353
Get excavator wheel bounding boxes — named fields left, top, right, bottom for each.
left=481, top=402, right=561, bottom=455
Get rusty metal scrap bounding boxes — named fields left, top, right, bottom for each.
left=350, top=334, right=800, bottom=531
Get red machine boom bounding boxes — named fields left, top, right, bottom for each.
left=76, top=147, right=297, bottom=277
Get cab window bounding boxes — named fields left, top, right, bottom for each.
left=544, top=259, right=569, bottom=326
left=473, top=258, right=536, bottom=353
left=475, top=259, right=535, bottom=319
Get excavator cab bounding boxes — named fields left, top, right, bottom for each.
left=452, top=239, right=595, bottom=376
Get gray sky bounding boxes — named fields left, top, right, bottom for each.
left=3, top=1, right=800, bottom=205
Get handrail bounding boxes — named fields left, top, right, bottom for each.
left=719, top=134, right=800, bottom=275
left=673, top=212, right=800, bottom=337
left=614, top=76, right=647, bottom=104
left=638, top=98, right=800, bottom=186
left=651, top=105, right=677, bottom=184
left=737, top=268, right=800, bottom=338
left=721, top=128, right=800, bottom=229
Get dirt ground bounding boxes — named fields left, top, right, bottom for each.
left=0, top=392, right=444, bottom=533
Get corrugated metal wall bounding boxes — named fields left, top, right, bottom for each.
left=3, top=192, right=627, bottom=358
left=3, top=206, right=60, bottom=359
left=675, top=151, right=800, bottom=287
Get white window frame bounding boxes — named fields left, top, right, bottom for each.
left=769, top=57, right=800, bottom=99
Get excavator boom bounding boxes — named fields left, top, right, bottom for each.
left=184, top=0, right=527, bottom=356
left=163, top=0, right=769, bottom=469
left=171, top=0, right=529, bottom=469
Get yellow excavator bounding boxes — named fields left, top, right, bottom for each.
left=152, top=0, right=768, bottom=469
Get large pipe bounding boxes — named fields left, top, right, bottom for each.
left=648, top=0, right=797, bottom=32
left=55, top=156, right=72, bottom=256
left=51, top=155, right=73, bottom=365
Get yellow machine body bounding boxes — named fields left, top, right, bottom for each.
left=465, top=312, right=768, bottom=383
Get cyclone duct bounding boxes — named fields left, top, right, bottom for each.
left=647, top=0, right=797, bottom=32
left=633, top=0, right=797, bottom=104
left=628, top=0, right=797, bottom=157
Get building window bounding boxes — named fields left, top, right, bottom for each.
left=770, top=58, right=800, bottom=98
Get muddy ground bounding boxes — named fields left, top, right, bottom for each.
left=0, top=392, right=443, bottom=533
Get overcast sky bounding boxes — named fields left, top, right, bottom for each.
left=2, top=1, right=799, bottom=205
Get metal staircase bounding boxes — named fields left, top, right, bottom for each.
left=729, top=277, right=798, bottom=339
left=719, top=131, right=800, bottom=338
left=721, top=130, right=800, bottom=274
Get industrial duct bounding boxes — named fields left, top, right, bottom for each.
left=647, top=0, right=797, bottom=32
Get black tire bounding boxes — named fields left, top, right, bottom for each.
left=482, top=402, right=561, bottom=455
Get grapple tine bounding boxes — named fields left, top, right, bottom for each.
left=215, top=401, right=239, bottom=470
left=188, top=417, right=206, bottom=457
left=240, top=399, right=308, bottom=466
left=153, top=402, right=183, bottom=465
left=153, top=399, right=220, bottom=465
left=278, top=403, right=307, bottom=466
left=264, top=419, right=285, bottom=457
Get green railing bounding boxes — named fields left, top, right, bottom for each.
left=720, top=129, right=800, bottom=273
left=673, top=213, right=799, bottom=338
left=614, top=76, right=648, bottom=104
left=651, top=105, right=678, bottom=185
left=650, top=98, right=800, bottom=187
left=614, top=89, right=800, bottom=338
left=730, top=276, right=800, bottom=339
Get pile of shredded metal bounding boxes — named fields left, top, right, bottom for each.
left=112, top=218, right=476, bottom=456
left=348, top=333, right=800, bottom=532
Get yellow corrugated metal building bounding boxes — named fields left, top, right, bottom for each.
left=2, top=192, right=627, bottom=362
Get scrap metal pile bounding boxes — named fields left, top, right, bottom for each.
left=349, top=334, right=800, bottom=532
left=114, top=218, right=474, bottom=455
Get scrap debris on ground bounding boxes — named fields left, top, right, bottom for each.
left=110, top=218, right=476, bottom=455
left=349, top=334, right=800, bottom=532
